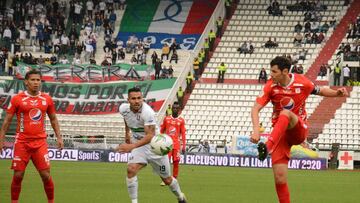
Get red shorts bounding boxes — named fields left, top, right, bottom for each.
left=271, top=117, right=308, bottom=165
left=168, top=148, right=181, bottom=162
left=11, top=139, right=50, bottom=171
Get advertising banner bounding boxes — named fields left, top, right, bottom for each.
left=0, top=148, right=328, bottom=170
left=235, top=135, right=319, bottom=159
left=0, top=78, right=176, bottom=114
left=15, top=62, right=155, bottom=83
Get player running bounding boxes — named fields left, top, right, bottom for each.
left=160, top=101, right=186, bottom=186
left=0, top=69, right=64, bottom=203
left=116, top=87, right=187, bottom=203
left=250, top=56, right=348, bottom=203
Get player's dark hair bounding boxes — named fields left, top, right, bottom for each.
left=270, top=56, right=291, bottom=71
left=128, top=86, right=142, bottom=95
left=25, top=69, right=42, bottom=80
left=173, top=101, right=180, bottom=106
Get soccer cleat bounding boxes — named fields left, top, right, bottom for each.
left=160, top=181, right=166, bottom=186
left=178, top=193, right=187, bottom=203
left=257, top=142, right=268, bottom=161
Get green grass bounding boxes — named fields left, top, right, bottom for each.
left=0, top=160, right=359, bottom=203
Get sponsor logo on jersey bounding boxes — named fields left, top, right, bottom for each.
left=42, top=100, right=47, bottom=105
left=30, top=100, right=38, bottom=106
left=295, top=88, right=301, bottom=94
left=29, top=108, right=42, bottom=121
left=280, top=97, right=295, bottom=110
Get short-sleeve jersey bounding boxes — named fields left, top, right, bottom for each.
left=119, top=102, right=159, bottom=143
left=256, top=74, right=315, bottom=125
left=160, top=116, right=186, bottom=149
left=7, top=91, right=56, bottom=140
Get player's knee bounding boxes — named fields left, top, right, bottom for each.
left=274, top=170, right=287, bottom=184
left=13, top=171, right=25, bottom=180
left=162, top=176, right=173, bottom=185
left=39, top=170, right=51, bottom=182
left=127, top=165, right=138, bottom=177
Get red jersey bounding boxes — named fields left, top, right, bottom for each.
left=256, top=74, right=315, bottom=125
left=7, top=91, right=56, bottom=141
left=160, top=116, right=186, bottom=150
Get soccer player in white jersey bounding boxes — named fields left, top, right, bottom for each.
left=117, top=87, right=187, bottom=203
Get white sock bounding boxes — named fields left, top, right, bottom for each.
left=126, top=176, right=138, bottom=202
left=168, top=178, right=184, bottom=200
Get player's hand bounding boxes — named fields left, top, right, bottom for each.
left=116, top=143, right=135, bottom=153
left=125, top=137, right=131, bottom=144
left=336, top=87, right=348, bottom=97
left=250, top=133, right=260, bottom=144
left=57, top=137, right=64, bottom=150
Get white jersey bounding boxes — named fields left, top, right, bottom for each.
left=119, top=102, right=159, bottom=144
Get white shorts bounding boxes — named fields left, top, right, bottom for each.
left=128, top=145, right=171, bottom=178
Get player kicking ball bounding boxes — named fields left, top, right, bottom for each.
left=116, top=87, right=187, bottom=203
left=250, top=56, right=348, bottom=203
left=0, top=69, right=64, bottom=203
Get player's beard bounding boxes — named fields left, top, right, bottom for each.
left=131, top=103, right=142, bottom=112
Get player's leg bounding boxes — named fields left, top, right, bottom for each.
left=38, top=169, right=54, bottom=203
left=266, top=110, right=299, bottom=154
left=272, top=164, right=290, bottom=203
left=11, top=142, right=30, bottom=203
left=127, top=163, right=145, bottom=203
left=127, top=147, right=148, bottom=203
left=270, top=130, right=292, bottom=203
left=32, top=141, right=53, bottom=203
left=11, top=171, right=25, bottom=203
left=269, top=116, right=308, bottom=203
left=150, top=155, right=186, bottom=203
left=172, top=149, right=180, bottom=179
left=161, top=151, right=174, bottom=186
left=161, top=176, right=187, bottom=203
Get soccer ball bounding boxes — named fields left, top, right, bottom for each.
left=150, top=134, right=173, bottom=156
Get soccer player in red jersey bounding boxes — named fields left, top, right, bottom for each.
left=0, top=69, right=63, bottom=203
left=250, top=56, right=348, bottom=203
left=160, top=101, right=186, bottom=185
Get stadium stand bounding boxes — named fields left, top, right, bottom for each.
left=313, top=86, right=360, bottom=150
left=202, top=0, right=348, bottom=80
left=182, top=83, right=322, bottom=146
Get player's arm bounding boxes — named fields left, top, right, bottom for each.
left=133, top=124, right=155, bottom=148
left=250, top=83, right=270, bottom=144
left=124, top=119, right=131, bottom=144
left=316, top=86, right=348, bottom=97
left=160, top=118, right=166, bottom=134
left=0, top=113, right=14, bottom=151
left=48, top=113, right=64, bottom=150
left=117, top=124, right=155, bottom=153
left=180, top=120, right=186, bottom=153
left=250, top=102, right=265, bottom=144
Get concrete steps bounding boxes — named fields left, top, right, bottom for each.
left=307, top=86, right=353, bottom=140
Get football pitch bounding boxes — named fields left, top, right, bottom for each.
left=0, top=160, right=359, bottom=203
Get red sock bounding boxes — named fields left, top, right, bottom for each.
left=173, top=161, right=179, bottom=179
left=43, top=177, right=54, bottom=202
left=267, top=115, right=290, bottom=152
left=11, top=176, right=23, bottom=201
left=275, top=183, right=290, bottom=203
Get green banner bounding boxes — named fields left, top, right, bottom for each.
left=0, top=78, right=176, bottom=114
